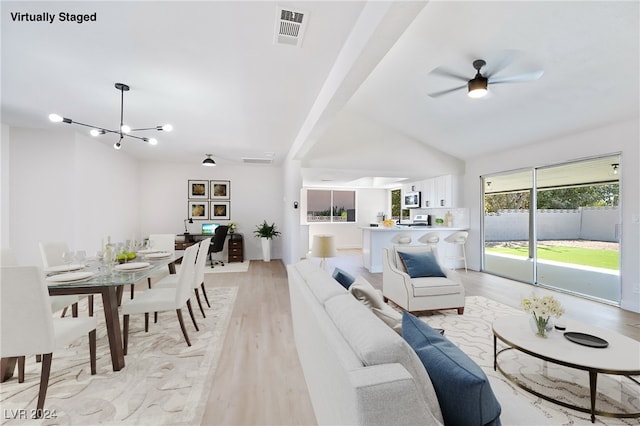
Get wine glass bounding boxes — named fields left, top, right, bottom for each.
left=75, top=250, right=87, bottom=267
left=62, top=251, right=74, bottom=271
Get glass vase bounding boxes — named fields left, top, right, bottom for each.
left=529, top=315, right=553, bottom=338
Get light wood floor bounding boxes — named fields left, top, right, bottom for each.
left=201, top=251, right=640, bottom=425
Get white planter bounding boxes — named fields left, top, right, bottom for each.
left=261, top=238, right=271, bottom=262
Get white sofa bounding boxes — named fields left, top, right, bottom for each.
left=287, top=260, right=445, bottom=425
left=382, top=245, right=465, bottom=314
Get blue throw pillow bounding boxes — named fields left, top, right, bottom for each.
left=332, top=267, right=355, bottom=290
left=398, top=250, right=446, bottom=278
left=402, top=312, right=502, bottom=426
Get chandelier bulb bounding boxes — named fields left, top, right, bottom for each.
left=148, top=138, right=158, bottom=145
left=113, top=141, right=122, bottom=150
left=49, top=113, right=63, bottom=123
left=121, top=124, right=131, bottom=133
left=161, top=124, right=173, bottom=132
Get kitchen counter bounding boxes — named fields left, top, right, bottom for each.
left=362, top=226, right=468, bottom=273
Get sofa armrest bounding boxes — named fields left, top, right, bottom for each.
left=382, top=248, right=413, bottom=307
left=349, top=364, right=443, bottom=426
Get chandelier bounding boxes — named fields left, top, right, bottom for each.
left=49, top=82, right=172, bottom=150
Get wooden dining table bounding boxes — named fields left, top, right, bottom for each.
left=1, top=251, right=183, bottom=382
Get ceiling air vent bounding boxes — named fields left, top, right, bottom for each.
left=274, top=6, right=308, bottom=47
left=242, top=157, right=273, bottom=165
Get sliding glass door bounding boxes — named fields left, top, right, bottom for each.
left=483, top=170, right=534, bottom=283
left=482, top=155, right=621, bottom=304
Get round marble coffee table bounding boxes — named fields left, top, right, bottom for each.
left=492, top=315, right=640, bottom=423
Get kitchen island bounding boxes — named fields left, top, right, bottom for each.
left=362, top=226, right=468, bottom=273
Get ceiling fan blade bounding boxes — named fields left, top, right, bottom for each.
left=427, top=84, right=467, bottom=98
left=484, top=49, right=521, bottom=78
left=490, top=70, right=544, bottom=84
left=428, top=66, right=469, bottom=82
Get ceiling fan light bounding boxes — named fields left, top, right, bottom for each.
left=202, top=154, right=216, bottom=167
left=468, top=76, right=488, bottom=98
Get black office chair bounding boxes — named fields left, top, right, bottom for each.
left=208, top=225, right=229, bottom=268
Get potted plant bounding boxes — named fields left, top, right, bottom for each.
left=254, top=220, right=281, bottom=262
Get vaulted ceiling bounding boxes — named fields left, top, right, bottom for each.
left=2, top=1, right=638, bottom=188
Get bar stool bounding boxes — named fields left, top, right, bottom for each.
left=444, top=231, right=468, bottom=272
left=418, top=232, right=440, bottom=259
left=390, top=233, right=412, bottom=245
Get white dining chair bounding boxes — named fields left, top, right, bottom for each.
left=0, top=265, right=97, bottom=417
left=39, top=241, right=91, bottom=316
left=144, top=233, right=177, bottom=292
left=3, top=247, right=79, bottom=318
left=154, top=238, right=211, bottom=317
left=121, top=243, right=199, bottom=353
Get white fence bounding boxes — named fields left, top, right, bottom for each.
left=485, top=207, right=619, bottom=242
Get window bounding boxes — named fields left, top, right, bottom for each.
left=390, top=189, right=409, bottom=221
left=306, top=189, right=356, bottom=223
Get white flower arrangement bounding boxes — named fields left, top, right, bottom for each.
left=521, top=293, right=564, bottom=337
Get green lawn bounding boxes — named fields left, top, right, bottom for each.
left=485, top=245, right=619, bottom=270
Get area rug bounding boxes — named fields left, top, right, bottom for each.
left=419, top=296, right=639, bottom=425
left=0, top=286, right=238, bottom=425
left=204, top=261, right=249, bottom=274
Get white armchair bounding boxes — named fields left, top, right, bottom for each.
left=382, top=245, right=465, bottom=314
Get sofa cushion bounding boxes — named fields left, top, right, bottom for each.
left=349, top=276, right=385, bottom=310
left=411, top=277, right=463, bottom=297
left=294, top=260, right=347, bottom=303
left=398, top=250, right=446, bottom=278
left=325, top=294, right=444, bottom=424
left=402, top=312, right=502, bottom=426
left=332, top=267, right=356, bottom=290
left=371, top=305, right=403, bottom=334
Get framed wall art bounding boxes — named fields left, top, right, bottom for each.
left=188, top=180, right=209, bottom=199
left=188, top=201, right=209, bottom=220
left=210, top=180, right=230, bottom=200
left=210, top=201, right=230, bottom=220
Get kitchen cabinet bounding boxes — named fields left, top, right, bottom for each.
left=423, top=175, right=459, bottom=208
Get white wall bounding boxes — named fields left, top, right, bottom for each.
left=464, top=118, right=640, bottom=313
left=4, top=126, right=284, bottom=265
left=138, top=161, right=284, bottom=261
left=7, top=127, right=139, bottom=266
left=1, top=124, right=11, bottom=247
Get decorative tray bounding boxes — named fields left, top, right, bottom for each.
left=564, top=331, right=609, bottom=348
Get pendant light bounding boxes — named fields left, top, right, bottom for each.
left=202, top=154, right=216, bottom=167
left=49, top=82, right=172, bottom=150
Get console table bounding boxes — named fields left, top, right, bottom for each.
left=493, top=315, right=640, bottom=423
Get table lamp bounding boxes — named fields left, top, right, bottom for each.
left=184, top=218, right=194, bottom=240
left=312, top=234, right=336, bottom=269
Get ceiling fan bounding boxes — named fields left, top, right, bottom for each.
left=427, top=53, right=544, bottom=99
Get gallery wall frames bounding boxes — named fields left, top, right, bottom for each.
left=210, top=201, right=230, bottom=220
left=189, top=200, right=209, bottom=220
left=210, top=180, right=230, bottom=200
left=188, top=179, right=231, bottom=220
left=188, top=180, right=208, bottom=199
